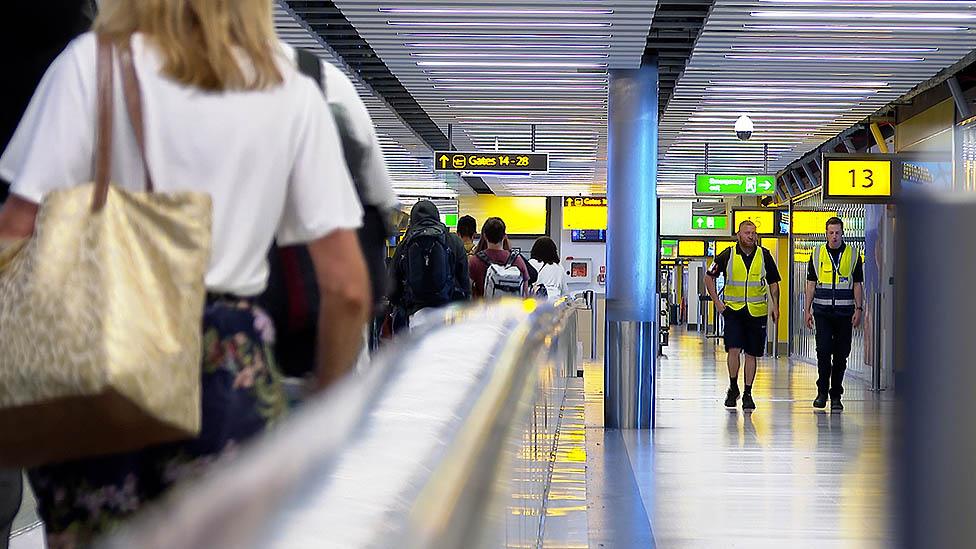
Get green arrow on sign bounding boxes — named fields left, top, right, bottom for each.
left=696, top=174, right=776, bottom=196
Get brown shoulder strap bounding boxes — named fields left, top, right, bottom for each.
left=118, top=39, right=154, bottom=192
left=91, top=34, right=114, bottom=212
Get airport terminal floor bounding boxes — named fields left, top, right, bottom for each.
left=580, top=331, right=893, bottom=548
left=5, top=1, right=976, bottom=548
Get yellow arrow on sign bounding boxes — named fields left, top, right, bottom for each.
left=439, top=155, right=451, bottom=168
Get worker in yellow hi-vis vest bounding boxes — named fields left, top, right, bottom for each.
left=804, top=217, right=864, bottom=412
left=704, top=220, right=782, bottom=411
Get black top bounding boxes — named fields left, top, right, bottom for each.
left=707, top=244, right=781, bottom=284
left=806, top=243, right=864, bottom=283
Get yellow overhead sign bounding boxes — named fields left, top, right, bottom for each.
left=678, top=240, right=706, bottom=257
left=714, top=240, right=736, bottom=257
left=792, top=211, right=838, bottom=235
left=562, top=197, right=608, bottom=230
left=824, top=158, right=893, bottom=200
left=733, top=210, right=776, bottom=235
left=457, top=195, right=548, bottom=235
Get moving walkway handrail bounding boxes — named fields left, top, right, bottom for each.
left=101, top=296, right=584, bottom=549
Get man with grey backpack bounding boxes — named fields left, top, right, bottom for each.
left=469, top=217, right=529, bottom=299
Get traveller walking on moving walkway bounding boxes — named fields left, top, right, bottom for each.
left=705, top=220, right=781, bottom=411
left=389, top=200, right=471, bottom=329
left=469, top=217, right=530, bottom=299
left=457, top=215, right=477, bottom=255
left=0, top=0, right=369, bottom=545
left=805, top=217, right=864, bottom=411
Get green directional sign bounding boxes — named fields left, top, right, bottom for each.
left=691, top=215, right=728, bottom=230
left=696, top=174, right=776, bottom=196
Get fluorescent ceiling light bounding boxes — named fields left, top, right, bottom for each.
left=406, top=43, right=611, bottom=49
left=711, top=80, right=888, bottom=87
left=707, top=86, right=874, bottom=95
left=434, top=85, right=607, bottom=91
left=412, top=52, right=609, bottom=59
left=457, top=120, right=603, bottom=125
left=418, top=61, right=608, bottom=68
left=432, top=78, right=606, bottom=85
left=725, top=54, right=924, bottom=62
left=388, top=21, right=612, bottom=28
left=448, top=104, right=605, bottom=109
left=731, top=46, right=938, bottom=53
left=451, top=98, right=605, bottom=104
left=425, top=71, right=608, bottom=78
left=396, top=33, right=615, bottom=40
left=751, top=10, right=976, bottom=20
left=744, top=24, right=969, bottom=32
left=380, top=7, right=613, bottom=15
left=759, top=0, right=976, bottom=4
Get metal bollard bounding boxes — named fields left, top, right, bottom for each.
left=583, top=290, right=598, bottom=360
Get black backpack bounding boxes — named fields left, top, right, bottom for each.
left=400, top=226, right=455, bottom=311
left=258, top=49, right=393, bottom=377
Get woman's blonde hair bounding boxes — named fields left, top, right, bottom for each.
left=94, top=0, right=282, bottom=91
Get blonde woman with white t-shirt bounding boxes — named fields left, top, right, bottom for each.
left=0, top=1, right=370, bottom=545
left=529, top=236, right=567, bottom=302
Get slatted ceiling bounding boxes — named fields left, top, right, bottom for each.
left=275, top=3, right=465, bottom=200
left=324, top=0, right=655, bottom=196
left=656, top=0, right=976, bottom=197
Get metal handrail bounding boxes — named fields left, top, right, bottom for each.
left=100, top=297, right=584, bottom=549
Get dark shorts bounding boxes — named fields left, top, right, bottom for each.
left=723, top=307, right=768, bottom=357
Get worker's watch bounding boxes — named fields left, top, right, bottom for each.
left=856, top=306, right=863, bottom=310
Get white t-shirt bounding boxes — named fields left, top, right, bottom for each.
left=528, top=258, right=566, bottom=302
left=286, top=46, right=399, bottom=212
left=0, top=33, right=363, bottom=296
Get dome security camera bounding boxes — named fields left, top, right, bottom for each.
left=735, top=115, right=754, bottom=141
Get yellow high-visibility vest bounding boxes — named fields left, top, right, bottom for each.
left=725, top=247, right=768, bottom=317
left=812, top=244, right=856, bottom=315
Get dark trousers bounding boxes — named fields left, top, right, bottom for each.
left=815, top=314, right=854, bottom=399
left=0, top=469, right=22, bottom=549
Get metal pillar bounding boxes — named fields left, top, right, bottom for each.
left=897, top=193, right=976, bottom=548
left=605, top=58, right=658, bottom=429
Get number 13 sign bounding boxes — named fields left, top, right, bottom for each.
left=823, top=155, right=894, bottom=202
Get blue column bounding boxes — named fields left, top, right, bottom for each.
left=604, top=59, right=659, bottom=429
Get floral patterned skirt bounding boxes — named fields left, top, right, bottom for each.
left=27, top=297, right=286, bottom=548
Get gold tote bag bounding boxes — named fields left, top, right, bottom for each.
left=0, top=36, right=213, bottom=467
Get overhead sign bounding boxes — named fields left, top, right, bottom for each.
left=732, top=209, right=778, bottom=235
left=691, top=201, right=728, bottom=230
left=563, top=197, right=608, bottom=230
left=692, top=215, right=728, bottom=230
left=435, top=151, right=549, bottom=173
left=714, top=240, right=736, bottom=257
left=678, top=240, right=706, bottom=257
left=661, top=239, right=678, bottom=258
left=696, top=174, right=776, bottom=196
left=457, top=195, right=548, bottom=235
left=791, top=211, right=838, bottom=235
left=822, top=154, right=893, bottom=202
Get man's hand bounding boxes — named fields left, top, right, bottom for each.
left=770, top=306, right=779, bottom=324
left=853, top=309, right=863, bottom=328
left=715, top=300, right=727, bottom=315
left=805, top=310, right=814, bottom=330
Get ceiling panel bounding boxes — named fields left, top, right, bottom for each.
left=329, top=0, right=656, bottom=196
left=657, top=0, right=976, bottom=196
left=275, top=2, right=465, bottom=199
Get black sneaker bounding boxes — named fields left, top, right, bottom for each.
left=813, top=393, right=828, bottom=409
left=742, top=393, right=756, bottom=410
left=831, top=398, right=844, bottom=411
left=724, top=387, right=740, bottom=408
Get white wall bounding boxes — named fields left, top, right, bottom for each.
left=549, top=197, right=607, bottom=294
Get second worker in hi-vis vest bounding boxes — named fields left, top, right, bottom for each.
left=705, top=220, right=782, bottom=411
left=804, top=217, right=864, bottom=412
